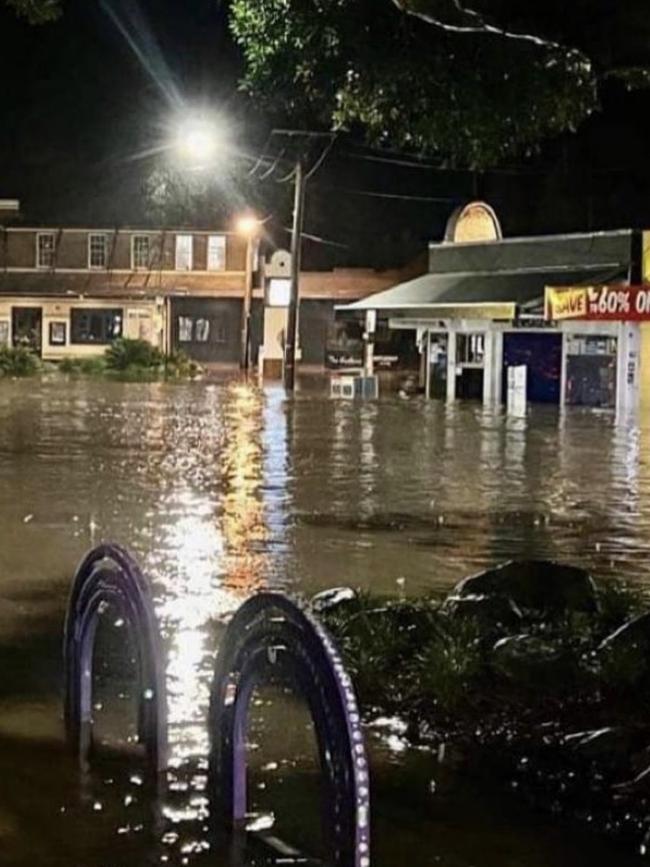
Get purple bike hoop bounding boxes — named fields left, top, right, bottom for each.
left=208, top=592, right=371, bottom=867
left=63, top=543, right=167, bottom=773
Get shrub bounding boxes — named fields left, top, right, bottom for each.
left=59, top=356, right=107, bottom=376
left=105, top=338, right=164, bottom=371
left=0, top=345, right=40, bottom=377
left=164, top=350, right=201, bottom=380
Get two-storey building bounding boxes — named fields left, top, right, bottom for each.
left=0, top=217, right=423, bottom=370
left=0, top=224, right=254, bottom=362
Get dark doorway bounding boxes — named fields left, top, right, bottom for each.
left=12, top=307, right=42, bottom=354
left=502, top=332, right=562, bottom=404
left=457, top=368, right=484, bottom=400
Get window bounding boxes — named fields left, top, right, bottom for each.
left=132, top=235, right=151, bottom=270
left=37, top=232, right=55, bottom=268
left=267, top=278, right=291, bottom=307
left=177, top=315, right=226, bottom=343
left=49, top=322, right=67, bottom=345
left=88, top=233, right=108, bottom=269
left=0, top=321, right=8, bottom=347
left=195, top=318, right=210, bottom=342
left=207, top=234, right=226, bottom=271
left=178, top=316, right=193, bottom=342
left=175, top=234, right=193, bottom=271
left=71, top=308, right=123, bottom=344
left=456, top=333, right=485, bottom=365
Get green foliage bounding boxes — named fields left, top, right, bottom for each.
left=0, top=345, right=40, bottom=377
left=164, top=350, right=201, bottom=380
left=230, top=0, right=604, bottom=167
left=59, top=356, right=107, bottom=376
left=412, top=618, right=485, bottom=713
left=105, top=338, right=164, bottom=372
left=322, top=580, right=650, bottom=730
left=4, top=0, right=60, bottom=24
left=596, top=579, right=646, bottom=637
left=57, top=342, right=199, bottom=383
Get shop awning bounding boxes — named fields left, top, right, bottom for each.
left=339, top=230, right=633, bottom=320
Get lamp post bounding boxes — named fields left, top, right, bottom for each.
left=236, top=215, right=261, bottom=372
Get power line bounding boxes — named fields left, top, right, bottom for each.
left=305, top=133, right=337, bottom=181
left=326, top=185, right=462, bottom=203
left=281, top=226, right=349, bottom=248
left=343, top=144, right=545, bottom=176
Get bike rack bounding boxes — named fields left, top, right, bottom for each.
left=208, top=592, right=371, bottom=867
left=63, top=546, right=370, bottom=865
left=63, top=543, right=167, bottom=773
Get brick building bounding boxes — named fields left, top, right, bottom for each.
left=0, top=218, right=421, bottom=369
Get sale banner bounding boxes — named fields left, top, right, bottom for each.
left=545, top=285, right=650, bottom=321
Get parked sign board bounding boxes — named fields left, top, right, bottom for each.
left=545, top=285, right=650, bottom=321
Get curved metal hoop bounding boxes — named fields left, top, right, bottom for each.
left=209, top=592, right=371, bottom=867
left=63, top=543, right=167, bottom=773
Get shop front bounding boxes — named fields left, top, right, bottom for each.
left=0, top=296, right=166, bottom=360
left=339, top=211, right=638, bottom=410
left=545, top=284, right=646, bottom=414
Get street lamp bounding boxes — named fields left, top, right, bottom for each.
left=172, top=112, right=226, bottom=168
left=236, top=213, right=261, bottom=372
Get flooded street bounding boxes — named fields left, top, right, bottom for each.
left=1, top=375, right=650, bottom=866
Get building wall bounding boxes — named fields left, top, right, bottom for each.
left=0, top=227, right=247, bottom=274
left=0, top=296, right=164, bottom=360
left=170, top=297, right=263, bottom=364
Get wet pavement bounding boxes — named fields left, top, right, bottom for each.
left=0, top=374, right=649, bottom=866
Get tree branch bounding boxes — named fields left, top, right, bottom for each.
left=391, top=0, right=578, bottom=55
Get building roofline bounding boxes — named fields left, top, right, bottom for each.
left=428, top=228, right=635, bottom=251
left=1, top=226, right=239, bottom=235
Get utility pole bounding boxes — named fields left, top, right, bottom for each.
left=240, top=232, right=254, bottom=371
left=284, top=158, right=306, bottom=391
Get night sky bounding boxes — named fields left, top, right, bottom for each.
left=3, top=0, right=650, bottom=269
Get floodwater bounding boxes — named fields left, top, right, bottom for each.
left=1, top=374, right=649, bottom=866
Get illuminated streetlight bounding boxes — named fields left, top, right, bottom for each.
left=236, top=214, right=261, bottom=237
left=172, top=112, right=226, bottom=167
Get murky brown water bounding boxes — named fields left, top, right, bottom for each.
left=1, top=374, right=650, bottom=866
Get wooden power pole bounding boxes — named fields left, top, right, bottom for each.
left=284, top=159, right=306, bottom=391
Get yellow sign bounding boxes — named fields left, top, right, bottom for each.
left=545, top=287, right=587, bottom=320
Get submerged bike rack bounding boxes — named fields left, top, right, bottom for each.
left=63, top=543, right=167, bottom=772
left=63, top=545, right=370, bottom=866
left=209, top=592, right=371, bottom=867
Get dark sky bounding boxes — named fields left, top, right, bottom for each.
left=2, top=0, right=650, bottom=269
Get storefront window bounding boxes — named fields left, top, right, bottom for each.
left=178, top=316, right=193, bottom=342
left=195, top=318, right=210, bottom=342
left=70, top=309, right=123, bottom=344
left=456, top=333, right=485, bottom=364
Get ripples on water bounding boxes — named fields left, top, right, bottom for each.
left=0, top=376, right=649, bottom=865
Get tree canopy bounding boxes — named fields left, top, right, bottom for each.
left=230, top=0, right=650, bottom=168
left=4, top=0, right=60, bottom=24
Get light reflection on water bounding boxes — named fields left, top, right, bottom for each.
left=1, top=376, right=650, bottom=865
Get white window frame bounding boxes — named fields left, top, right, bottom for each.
left=175, top=234, right=193, bottom=271
left=131, top=234, right=152, bottom=270
left=36, top=232, right=56, bottom=269
left=88, top=233, right=108, bottom=269
left=207, top=234, right=226, bottom=271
